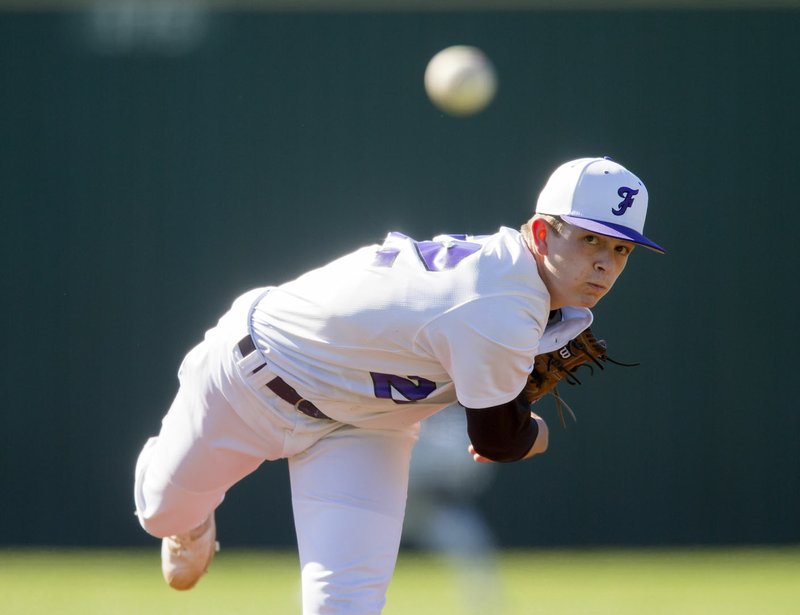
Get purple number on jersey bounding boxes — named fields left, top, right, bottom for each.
left=370, top=373, right=436, bottom=404
left=368, top=233, right=484, bottom=402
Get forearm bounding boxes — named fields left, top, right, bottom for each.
left=464, top=391, right=548, bottom=462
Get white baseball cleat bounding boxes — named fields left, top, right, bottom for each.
left=161, top=514, right=220, bottom=590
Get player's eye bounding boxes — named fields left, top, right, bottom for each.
left=615, top=244, right=633, bottom=256
left=583, top=234, right=599, bottom=245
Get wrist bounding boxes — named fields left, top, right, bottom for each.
left=523, top=413, right=549, bottom=459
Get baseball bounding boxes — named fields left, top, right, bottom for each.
left=424, top=45, right=497, bottom=117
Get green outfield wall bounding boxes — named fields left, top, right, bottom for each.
left=2, top=8, right=798, bottom=548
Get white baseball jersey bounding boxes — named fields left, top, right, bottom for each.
left=248, top=227, right=591, bottom=429
left=135, top=225, right=593, bottom=612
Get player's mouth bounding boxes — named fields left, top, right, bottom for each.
left=586, top=282, right=607, bottom=293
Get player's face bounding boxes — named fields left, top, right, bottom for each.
left=536, top=222, right=635, bottom=309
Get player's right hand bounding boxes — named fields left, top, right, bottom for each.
left=468, top=444, right=494, bottom=463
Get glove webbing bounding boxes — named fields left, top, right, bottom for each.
left=548, top=340, right=639, bottom=428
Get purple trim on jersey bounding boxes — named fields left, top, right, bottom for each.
left=560, top=215, right=666, bottom=254
left=415, top=240, right=482, bottom=271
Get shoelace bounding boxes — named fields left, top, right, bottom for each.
left=550, top=344, right=640, bottom=427
left=166, top=537, right=188, bottom=556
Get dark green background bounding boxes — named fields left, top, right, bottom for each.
left=2, top=8, right=798, bottom=548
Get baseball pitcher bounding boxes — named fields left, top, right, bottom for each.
left=133, top=157, right=664, bottom=614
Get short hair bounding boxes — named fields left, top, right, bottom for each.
left=520, top=213, right=567, bottom=244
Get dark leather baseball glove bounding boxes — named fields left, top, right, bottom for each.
left=523, top=327, right=631, bottom=427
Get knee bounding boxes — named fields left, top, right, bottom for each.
left=136, top=509, right=173, bottom=539
left=136, top=500, right=201, bottom=539
left=134, top=438, right=215, bottom=538
left=135, top=478, right=218, bottom=538
left=134, top=475, right=185, bottom=538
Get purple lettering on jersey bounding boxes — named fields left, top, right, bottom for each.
left=373, top=247, right=400, bottom=267
left=370, top=372, right=436, bottom=404
left=415, top=239, right=481, bottom=271
left=373, top=233, right=481, bottom=271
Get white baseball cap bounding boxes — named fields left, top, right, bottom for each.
left=536, top=157, right=665, bottom=253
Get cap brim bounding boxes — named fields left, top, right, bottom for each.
left=561, top=215, right=666, bottom=254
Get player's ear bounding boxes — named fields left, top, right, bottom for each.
left=532, top=218, right=549, bottom=255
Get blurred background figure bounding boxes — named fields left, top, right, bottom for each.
left=403, top=404, right=505, bottom=614
left=81, top=0, right=210, bottom=56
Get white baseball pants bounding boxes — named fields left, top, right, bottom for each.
left=134, top=290, right=417, bottom=614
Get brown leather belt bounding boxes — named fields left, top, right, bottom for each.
left=237, top=335, right=332, bottom=420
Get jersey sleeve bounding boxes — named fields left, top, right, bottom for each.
left=416, top=294, right=547, bottom=409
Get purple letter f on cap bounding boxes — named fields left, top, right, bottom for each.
left=612, top=186, right=638, bottom=216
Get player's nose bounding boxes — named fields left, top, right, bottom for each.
left=593, top=246, right=617, bottom=272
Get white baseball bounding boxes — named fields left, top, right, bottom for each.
left=424, top=45, right=497, bottom=117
